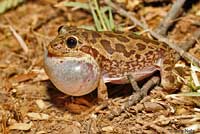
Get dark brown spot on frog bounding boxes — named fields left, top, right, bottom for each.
left=159, top=48, right=166, bottom=52
left=148, top=51, right=153, bottom=55
left=100, top=39, right=114, bottom=54
left=100, top=39, right=110, bottom=45
left=80, top=46, right=90, bottom=53
left=90, top=47, right=99, bottom=58
left=80, top=46, right=99, bottom=59
left=91, top=48, right=99, bottom=58
left=144, top=38, right=160, bottom=45
left=148, top=46, right=154, bottom=49
left=90, top=39, right=96, bottom=44
left=115, top=43, right=135, bottom=57
left=92, top=31, right=101, bottom=38
left=104, top=32, right=116, bottom=38
left=116, top=35, right=130, bottom=42
left=60, top=60, right=63, bottom=63
left=128, top=34, right=160, bottom=45
left=115, top=43, right=126, bottom=51
left=161, top=43, right=168, bottom=48
left=135, top=54, right=141, bottom=59
left=136, top=43, right=146, bottom=51
left=81, top=32, right=89, bottom=39
left=114, top=31, right=124, bottom=34
left=128, top=34, right=139, bottom=39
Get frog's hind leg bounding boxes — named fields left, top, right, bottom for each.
left=107, top=76, right=160, bottom=119
left=127, top=74, right=141, bottom=91
left=160, top=51, right=181, bottom=92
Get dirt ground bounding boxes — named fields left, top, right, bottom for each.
left=0, top=0, right=200, bottom=134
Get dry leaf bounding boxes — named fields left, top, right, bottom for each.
left=27, top=112, right=49, bottom=120
left=10, top=72, right=37, bottom=83
left=9, top=122, right=32, bottom=130
left=143, top=102, right=165, bottom=112
left=32, top=68, right=49, bottom=81
left=35, top=99, right=46, bottom=109
left=102, top=126, right=113, bottom=132
left=60, top=125, right=80, bottom=134
left=36, top=131, right=46, bottom=134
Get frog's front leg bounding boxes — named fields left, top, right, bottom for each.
left=97, top=77, right=108, bottom=102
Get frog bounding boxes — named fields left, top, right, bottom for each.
left=44, top=25, right=181, bottom=101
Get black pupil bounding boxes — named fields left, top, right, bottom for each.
left=66, top=37, right=77, bottom=48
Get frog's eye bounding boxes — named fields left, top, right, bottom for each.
left=66, top=37, right=77, bottom=48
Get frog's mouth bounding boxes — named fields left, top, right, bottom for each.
left=46, top=47, right=87, bottom=59
left=44, top=50, right=101, bottom=96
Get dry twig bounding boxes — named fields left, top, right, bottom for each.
left=9, top=25, right=29, bottom=54
left=155, top=0, right=186, bottom=35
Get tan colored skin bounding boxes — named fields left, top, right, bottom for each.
left=44, top=26, right=180, bottom=99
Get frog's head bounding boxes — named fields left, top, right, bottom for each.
left=44, top=26, right=100, bottom=96
left=47, top=26, right=89, bottom=57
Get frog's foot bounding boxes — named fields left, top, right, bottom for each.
left=97, top=77, right=108, bottom=103
left=161, top=70, right=181, bottom=92
left=161, top=53, right=182, bottom=92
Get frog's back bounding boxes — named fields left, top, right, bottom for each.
left=77, top=29, right=174, bottom=77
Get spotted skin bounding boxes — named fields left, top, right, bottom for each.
left=45, top=26, right=181, bottom=98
